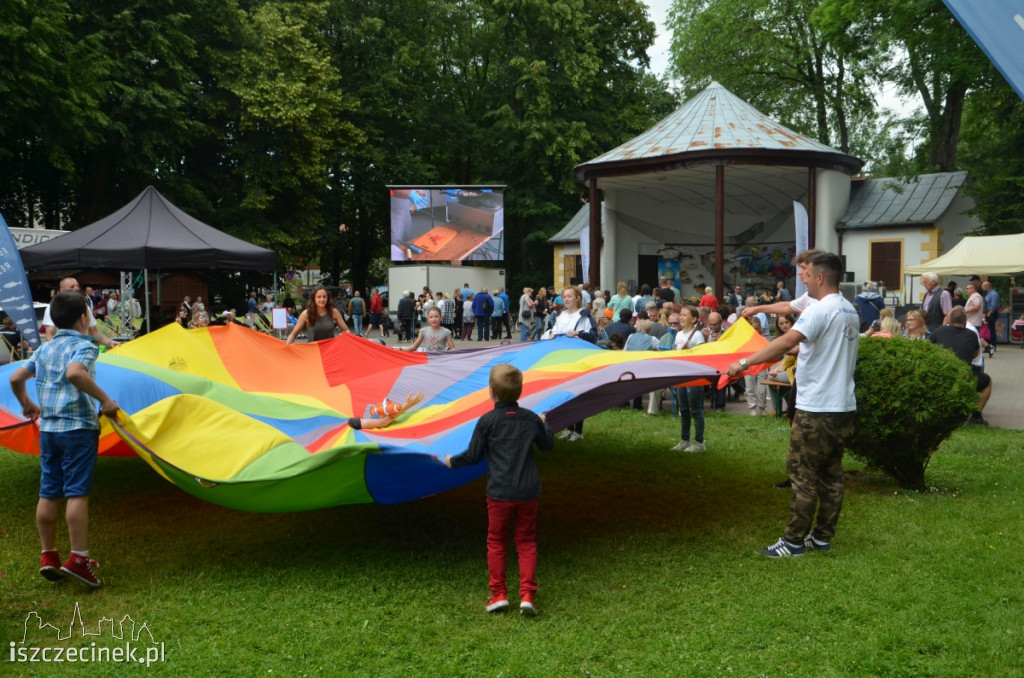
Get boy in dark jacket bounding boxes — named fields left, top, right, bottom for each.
left=445, top=364, right=555, bottom=615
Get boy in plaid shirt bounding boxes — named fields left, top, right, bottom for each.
left=10, top=291, right=119, bottom=588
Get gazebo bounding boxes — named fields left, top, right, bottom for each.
left=574, top=82, right=863, bottom=294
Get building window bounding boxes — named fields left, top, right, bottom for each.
left=870, top=240, right=902, bottom=291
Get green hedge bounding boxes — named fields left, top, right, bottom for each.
left=846, top=337, right=978, bottom=491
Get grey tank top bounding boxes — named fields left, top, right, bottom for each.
left=310, top=312, right=336, bottom=341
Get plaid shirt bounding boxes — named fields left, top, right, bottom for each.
left=24, top=329, right=100, bottom=432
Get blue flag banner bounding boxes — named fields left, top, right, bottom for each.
left=0, top=212, right=41, bottom=350
left=943, top=0, right=1024, bottom=101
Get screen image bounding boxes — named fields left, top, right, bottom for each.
left=389, top=186, right=504, bottom=263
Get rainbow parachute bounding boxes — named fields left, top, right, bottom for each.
left=0, top=322, right=766, bottom=511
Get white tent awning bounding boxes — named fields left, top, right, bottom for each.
left=905, top=233, right=1024, bottom=276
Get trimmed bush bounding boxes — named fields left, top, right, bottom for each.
left=846, top=337, right=978, bottom=491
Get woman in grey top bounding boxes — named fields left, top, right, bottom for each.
left=405, top=307, right=455, bottom=352
left=286, top=285, right=349, bottom=343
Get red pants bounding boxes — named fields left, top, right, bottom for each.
left=486, top=497, right=538, bottom=597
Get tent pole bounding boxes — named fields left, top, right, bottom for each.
left=145, top=269, right=151, bottom=335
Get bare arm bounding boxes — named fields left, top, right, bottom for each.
left=333, top=308, right=350, bottom=333
left=725, top=330, right=805, bottom=377
left=89, top=324, right=119, bottom=348
left=742, top=301, right=793, bottom=318
left=286, top=311, right=309, bottom=344
left=406, top=329, right=424, bottom=351
left=10, top=366, right=41, bottom=419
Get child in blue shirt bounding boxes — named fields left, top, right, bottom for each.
left=10, top=291, right=119, bottom=588
left=444, top=364, right=554, bottom=615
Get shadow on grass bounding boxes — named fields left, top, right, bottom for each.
left=0, top=410, right=862, bottom=583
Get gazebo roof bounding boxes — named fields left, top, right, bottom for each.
left=570, top=83, right=863, bottom=243
left=576, top=81, right=862, bottom=182
left=583, top=81, right=848, bottom=166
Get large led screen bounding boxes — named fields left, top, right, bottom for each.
left=389, top=186, right=504, bottom=263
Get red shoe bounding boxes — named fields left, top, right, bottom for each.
left=39, top=550, right=65, bottom=581
left=486, top=593, right=509, bottom=613
left=520, top=592, right=537, bottom=616
left=61, top=554, right=102, bottom=589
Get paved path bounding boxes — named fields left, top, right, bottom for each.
left=349, top=330, right=1024, bottom=431
left=982, top=342, right=1023, bottom=430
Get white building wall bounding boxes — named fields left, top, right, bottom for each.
left=934, top=191, right=980, bottom=250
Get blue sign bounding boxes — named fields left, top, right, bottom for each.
left=0, top=212, right=41, bottom=349
left=943, top=0, right=1024, bottom=101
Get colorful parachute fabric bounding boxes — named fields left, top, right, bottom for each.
left=0, top=321, right=767, bottom=511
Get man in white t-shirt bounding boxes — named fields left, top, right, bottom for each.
left=727, top=251, right=859, bottom=557
left=41, top=277, right=119, bottom=348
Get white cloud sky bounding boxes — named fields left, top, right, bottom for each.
left=643, top=0, right=675, bottom=78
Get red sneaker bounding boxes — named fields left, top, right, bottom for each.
left=520, top=592, right=537, bottom=617
left=61, top=554, right=102, bottom=589
left=485, top=593, right=509, bottom=613
left=39, top=550, right=65, bottom=581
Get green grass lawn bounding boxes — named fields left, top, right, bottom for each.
left=1, top=409, right=1022, bottom=677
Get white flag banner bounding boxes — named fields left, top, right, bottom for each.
left=794, top=201, right=809, bottom=298
left=579, top=226, right=590, bottom=285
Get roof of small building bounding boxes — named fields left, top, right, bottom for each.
left=549, top=204, right=601, bottom=244
left=838, top=171, right=971, bottom=229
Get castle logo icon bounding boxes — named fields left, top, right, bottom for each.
left=10, top=602, right=165, bottom=667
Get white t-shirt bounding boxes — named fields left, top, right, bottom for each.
left=674, top=326, right=706, bottom=350
left=966, top=322, right=984, bottom=368
left=42, top=304, right=98, bottom=329
left=543, top=309, right=592, bottom=339
left=791, top=292, right=812, bottom=314
left=792, top=292, right=860, bottom=412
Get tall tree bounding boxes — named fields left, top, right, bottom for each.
left=815, top=0, right=994, bottom=172
left=68, top=0, right=213, bottom=223
left=214, top=1, right=360, bottom=267
left=0, top=0, right=110, bottom=228
left=958, top=78, right=1024, bottom=235
left=667, top=0, right=880, bottom=156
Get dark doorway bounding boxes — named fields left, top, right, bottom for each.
left=637, top=255, right=660, bottom=290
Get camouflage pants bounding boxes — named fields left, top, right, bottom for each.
left=784, top=409, right=855, bottom=544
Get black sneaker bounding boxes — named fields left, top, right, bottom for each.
left=803, top=536, right=832, bottom=551
left=759, top=538, right=805, bottom=558
left=966, top=412, right=989, bottom=426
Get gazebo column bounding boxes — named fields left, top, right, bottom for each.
left=588, top=177, right=601, bottom=287
left=807, top=168, right=817, bottom=249
left=714, top=166, right=724, bottom=298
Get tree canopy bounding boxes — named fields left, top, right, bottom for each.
left=0, top=0, right=674, bottom=294
left=666, top=0, right=1023, bottom=234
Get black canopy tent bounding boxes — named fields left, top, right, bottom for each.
left=20, top=186, right=277, bottom=333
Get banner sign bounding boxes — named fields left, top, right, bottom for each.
left=943, top=0, right=1024, bottom=101
left=0, top=212, right=41, bottom=349
left=793, top=201, right=809, bottom=299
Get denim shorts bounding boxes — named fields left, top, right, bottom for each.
left=39, top=429, right=100, bottom=499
